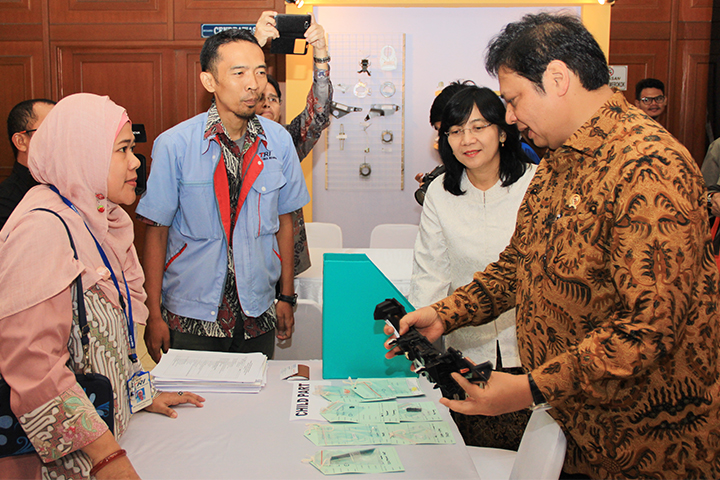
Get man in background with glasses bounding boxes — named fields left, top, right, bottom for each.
left=634, top=78, right=667, bottom=121
left=0, top=98, right=55, bottom=231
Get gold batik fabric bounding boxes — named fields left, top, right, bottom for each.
left=434, top=92, right=720, bottom=479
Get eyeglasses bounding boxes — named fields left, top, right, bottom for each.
left=16, top=128, right=38, bottom=136
left=446, top=123, right=493, bottom=139
left=640, top=95, right=666, bottom=105
left=264, top=95, right=280, bottom=105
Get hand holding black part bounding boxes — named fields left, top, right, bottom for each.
left=375, top=298, right=493, bottom=400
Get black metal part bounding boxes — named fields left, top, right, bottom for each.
left=414, top=164, right=445, bottom=206
left=374, top=298, right=493, bottom=400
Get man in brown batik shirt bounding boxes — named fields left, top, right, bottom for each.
left=387, top=13, right=720, bottom=479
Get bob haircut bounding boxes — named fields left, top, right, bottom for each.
left=438, top=86, right=530, bottom=196
left=429, top=80, right=475, bottom=126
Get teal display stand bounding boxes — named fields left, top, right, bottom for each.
left=322, top=253, right=414, bottom=379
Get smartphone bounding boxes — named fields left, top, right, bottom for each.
left=275, top=14, right=311, bottom=35
left=271, top=14, right=311, bottom=55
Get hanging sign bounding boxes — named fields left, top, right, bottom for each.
left=201, top=24, right=255, bottom=38
left=608, top=65, right=628, bottom=91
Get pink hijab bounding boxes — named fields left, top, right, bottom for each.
left=0, top=93, right=148, bottom=324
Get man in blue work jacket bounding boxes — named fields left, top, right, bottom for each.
left=137, top=28, right=309, bottom=362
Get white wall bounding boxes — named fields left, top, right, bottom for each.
left=312, top=6, right=579, bottom=247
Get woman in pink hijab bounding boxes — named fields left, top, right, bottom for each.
left=0, top=93, right=204, bottom=479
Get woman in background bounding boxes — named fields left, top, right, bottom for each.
left=0, top=93, right=203, bottom=479
left=409, top=85, right=536, bottom=449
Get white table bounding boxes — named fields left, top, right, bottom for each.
left=120, top=361, right=480, bottom=480
left=294, top=248, right=414, bottom=307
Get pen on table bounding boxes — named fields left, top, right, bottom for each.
left=329, top=448, right=376, bottom=461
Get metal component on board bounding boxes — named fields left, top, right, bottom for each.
left=353, top=81, right=371, bottom=98
left=330, top=101, right=363, bottom=119
left=379, top=46, right=397, bottom=71
left=380, top=81, right=396, bottom=98
left=364, top=104, right=400, bottom=121
left=358, top=58, right=371, bottom=76
left=359, top=162, right=372, bottom=177
left=337, top=124, right=347, bottom=150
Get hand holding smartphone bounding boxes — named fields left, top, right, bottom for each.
left=270, top=14, right=312, bottom=55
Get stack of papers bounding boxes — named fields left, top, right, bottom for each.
left=151, top=349, right=268, bottom=393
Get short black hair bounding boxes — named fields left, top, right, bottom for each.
left=200, top=28, right=261, bottom=76
left=635, top=78, right=665, bottom=100
left=429, top=80, right=475, bottom=126
left=438, top=86, right=531, bottom=196
left=6, top=98, right=56, bottom=159
left=266, top=73, right=282, bottom=103
left=485, top=12, right=609, bottom=92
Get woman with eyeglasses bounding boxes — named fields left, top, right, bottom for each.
left=408, top=85, right=536, bottom=450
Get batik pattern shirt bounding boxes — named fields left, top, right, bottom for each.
left=18, top=285, right=138, bottom=480
left=434, top=92, right=720, bottom=479
left=286, top=65, right=333, bottom=162
left=286, top=65, right=333, bottom=275
left=159, top=104, right=277, bottom=339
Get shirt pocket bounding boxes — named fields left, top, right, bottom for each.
left=249, top=168, right=287, bottom=237
left=177, top=181, right=222, bottom=240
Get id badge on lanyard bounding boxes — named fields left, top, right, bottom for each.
left=128, top=369, right=153, bottom=413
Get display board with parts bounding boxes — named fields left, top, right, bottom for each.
left=325, top=33, right=405, bottom=191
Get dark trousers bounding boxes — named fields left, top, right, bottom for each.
left=170, top=326, right=276, bottom=358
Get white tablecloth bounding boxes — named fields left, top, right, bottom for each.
left=294, top=248, right=414, bottom=306
left=120, top=360, right=480, bottom=480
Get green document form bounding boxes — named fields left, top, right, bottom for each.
left=304, top=421, right=456, bottom=446
left=321, top=401, right=400, bottom=423
left=309, top=447, right=404, bottom=475
left=351, top=378, right=424, bottom=401
left=315, top=378, right=423, bottom=404
left=319, top=400, right=442, bottom=424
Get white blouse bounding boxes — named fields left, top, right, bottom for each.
left=409, top=164, right=537, bottom=366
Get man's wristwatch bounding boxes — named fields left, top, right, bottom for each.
left=277, top=293, right=298, bottom=307
left=528, top=373, right=551, bottom=411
